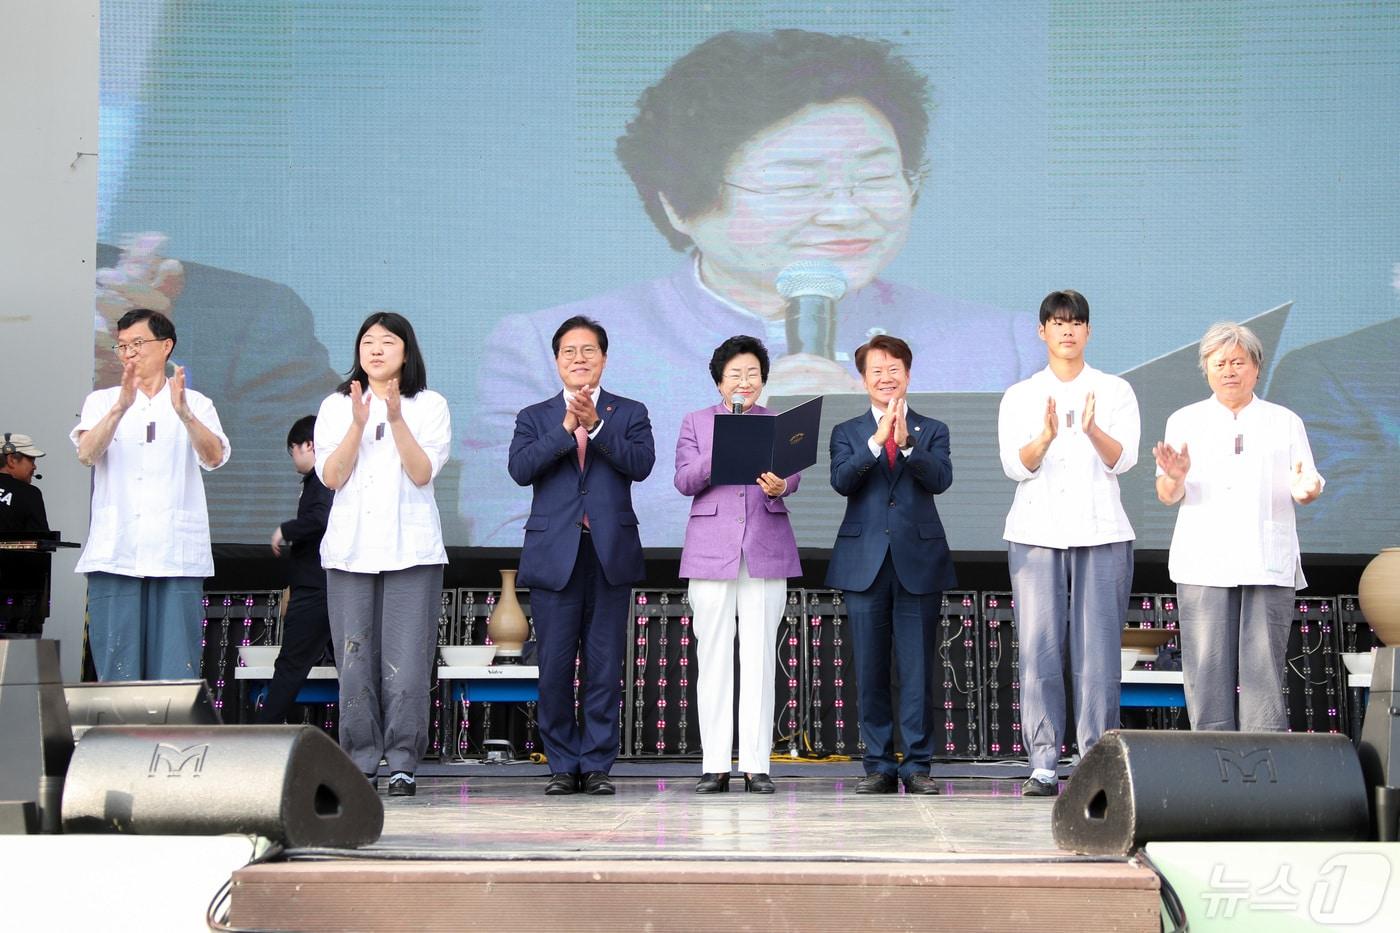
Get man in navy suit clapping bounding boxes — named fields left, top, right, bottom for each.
left=826, top=335, right=956, bottom=795
left=508, top=316, right=656, bottom=796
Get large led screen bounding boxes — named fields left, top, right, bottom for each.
left=97, top=1, right=1400, bottom=553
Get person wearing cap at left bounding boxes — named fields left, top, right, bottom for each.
left=0, top=433, right=49, bottom=533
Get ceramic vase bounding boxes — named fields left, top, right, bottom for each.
left=1358, top=547, right=1400, bottom=646
left=486, top=569, right=529, bottom=652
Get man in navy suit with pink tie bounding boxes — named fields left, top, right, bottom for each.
left=826, top=335, right=956, bottom=795
left=508, top=316, right=656, bottom=796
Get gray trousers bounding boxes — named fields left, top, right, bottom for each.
left=1010, top=540, right=1133, bottom=772
left=326, top=564, right=443, bottom=774
left=1178, top=583, right=1294, bottom=732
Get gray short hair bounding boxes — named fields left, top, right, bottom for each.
left=1197, top=321, right=1263, bottom=374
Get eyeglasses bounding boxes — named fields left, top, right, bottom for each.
left=558, top=345, right=601, bottom=361
left=722, top=170, right=922, bottom=208
left=111, top=336, right=168, bottom=355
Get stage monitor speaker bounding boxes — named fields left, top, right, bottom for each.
left=1052, top=730, right=1370, bottom=856
left=0, top=639, right=73, bottom=834
left=64, top=679, right=220, bottom=741
left=61, top=724, right=383, bottom=848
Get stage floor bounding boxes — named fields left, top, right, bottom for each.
left=369, top=764, right=1061, bottom=858
left=229, top=765, right=1166, bottom=931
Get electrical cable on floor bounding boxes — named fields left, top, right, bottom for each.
left=1133, top=848, right=1190, bottom=933
left=205, top=838, right=284, bottom=933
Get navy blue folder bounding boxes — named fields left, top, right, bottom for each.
left=710, top=396, right=824, bottom=486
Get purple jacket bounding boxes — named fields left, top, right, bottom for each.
left=674, top=404, right=802, bottom=581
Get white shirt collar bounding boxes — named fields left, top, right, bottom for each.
left=1035, top=362, right=1095, bottom=386
left=563, top=385, right=602, bottom=406
left=1211, top=393, right=1257, bottom=417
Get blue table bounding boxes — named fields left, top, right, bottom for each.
left=235, top=664, right=339, bottom=712
left=1120, top=669, right=1186, bottom=709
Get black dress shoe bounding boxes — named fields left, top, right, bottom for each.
left=743, top=773, right=775, bottom=794
left=582, top=771, right=616, bottom=796
left=854, top=772, right=899, bottom=794
left=1021, top=776, right=1058, bottom=797
left=387, top=772, right=417, bottom=797
left=695, top=772, right=731, bottom=794
left=545, top=772, right=578, bottom=796
left=902, top=773, right=940, bottom=796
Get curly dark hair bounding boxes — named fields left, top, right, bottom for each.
left=708, top=334, right=771, bottom=385
left=616, top=29, right=931, bottom=251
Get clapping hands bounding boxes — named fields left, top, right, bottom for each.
left=563, top=386, right=600, bottom=433
left=1291, top=461, right=1323, bottom=503
left=1153, top=441, right=1191, bottom=481
left=874, top=396, right=910, bottom=448
left=349, top=380, right=372, bottom=428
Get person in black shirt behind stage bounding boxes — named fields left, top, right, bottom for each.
left=1, top=432, right=52, bottom=636
left=256, top=415, right=334, bottom=723
left=0, top=433, right=49, bottom=533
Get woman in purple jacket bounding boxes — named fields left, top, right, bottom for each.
left=675, top=336, right=803, bottom=794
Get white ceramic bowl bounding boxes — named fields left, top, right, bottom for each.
left=1341, top=652, right=1375, bottom=676
left=439, top=644, right=496, bottom=666
left=1120, top=648, right=1141, bottom=672
left=237, top=645, right=281, bottom=666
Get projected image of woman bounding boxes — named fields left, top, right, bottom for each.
left=675, top=336, right=802, bottom=794
left=463, top=29, right=1041, bottom=545
left=316, top=312, right=451, bottom=796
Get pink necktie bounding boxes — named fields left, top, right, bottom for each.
left=885, top=433, right=898, bottom=469
left=574, top=425, right=590, bottom=528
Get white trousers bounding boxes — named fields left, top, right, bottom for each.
left=688, top=557, right=787, bottom=774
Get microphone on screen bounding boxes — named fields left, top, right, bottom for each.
left=775, top=260, right=847, bottom=360
left=730, top=393, right=745, bottom=415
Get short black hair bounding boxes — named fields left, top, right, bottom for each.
left=1039, top=290, right=1091, bottom=325
left=617, top=29, right=931, bottom=251
left=708, top=335, right=771, bottom=385
left=286, top=414, right=316, bottom=449
left=551, top=316, right=609, bottom=357
left=854, top=334, right=913, bottom=374
left=337, top=311, right=429, bottom=396
left=116, top=308, right=177, bottom=351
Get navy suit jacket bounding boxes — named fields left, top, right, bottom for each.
left=824, top=407, right=958, bottom=595
left=508, top=389, right=655, bottom=591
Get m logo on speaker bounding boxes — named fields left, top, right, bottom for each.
left=1215, top=747, right=1277, bottom=783
left=149, top=742, right=210, bottom=776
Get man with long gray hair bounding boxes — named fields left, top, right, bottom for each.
left=1153, top=322, right=1324, bottom=731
